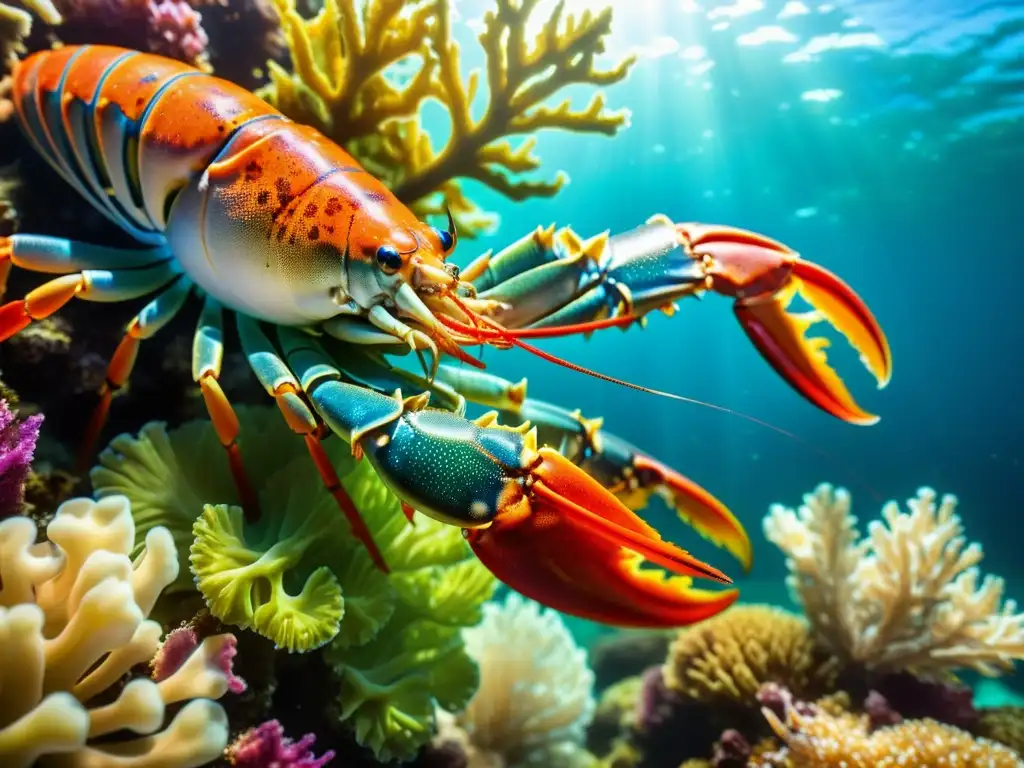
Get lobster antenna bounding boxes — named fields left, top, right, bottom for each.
left=438, top=295, right=885, bottom=501
left=436, top=304, right=799, bottom=440
left=507, top=334, right=798, bottom=438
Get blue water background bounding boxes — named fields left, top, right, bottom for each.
left=436, top=0, right=1023, bottom=641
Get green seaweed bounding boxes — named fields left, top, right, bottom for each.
left=90, top=406, right=497, bottom=759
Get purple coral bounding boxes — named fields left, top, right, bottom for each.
left=864, top=690, right=903, bottom=730
left=24, top=0, right=210, bottom=68
left=0, top=400, right=42, bottom=519
left=712, top=729, right=752, bottom=767
left=871, top=671, right=978, bottom=731
left=637, top=665, right=685, bottom=733
left=757, top=682, right=817, bottom=721
left=227, top=720, right=335, bottom=768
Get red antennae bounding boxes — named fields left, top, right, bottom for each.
left=500, top=314, right=639, bottom=338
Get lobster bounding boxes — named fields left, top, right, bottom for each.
left=0, top=45, right=892, bottom=628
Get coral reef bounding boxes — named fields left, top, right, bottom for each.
left=2, top=0, right=59, bottom=66
left=0, top=165, right=17, bottom=227
left=227, top=719, right=335, bottom=767
left=199, top=0, right=288, bottom=89
left=589, top=676, right=643, bottom=756
left=868, top=670, right=978, bottom=731
left=764, top=483, right=1024, bottom=675
left=663, top=604, right=836, bottom=707
left=21, top=0, right=210, bottom=69
left=0, top=399, right=40, bottom=518
left=263, top=0, right=635, bottom=235
left=91, top=406, right=497, bottom=761
left=591, top=630, right=675, bottom=692
left=711, top=730, right=751, bottom=768
left=757, top=685, right=1023, bottom=767
left=978, top=707, right=1024, bottom=755
left=0, top=494, right=244, bottom=766
left=436, top=593, right=598, bottom=767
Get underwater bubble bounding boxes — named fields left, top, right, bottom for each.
left=802, top=88, right=843, bottom=102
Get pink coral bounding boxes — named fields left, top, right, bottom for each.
left=151, top=626, right=199, bottom=681
left=146, top=0, right=210, bottom=64
left=151, top=626, right=247, bottom=694
left=227, top=720, right=334, bottom=768
left=214, top=633, right=248, bottom=694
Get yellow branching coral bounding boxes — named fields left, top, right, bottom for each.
left=0, top=495, right=241, bottom=767
left=446, top=592, right=598, bottom=768
left=663, top=604, right=836, bottom=706
left=759, top=698, right=1024, bottom=767
left=264, top=0, right=634, bottom=235
left=764, top=484, right=1024, bottom=676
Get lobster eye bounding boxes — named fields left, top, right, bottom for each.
left=432, top=226, right=454, bottom=253
left=376, top=245, right=403, bottom=273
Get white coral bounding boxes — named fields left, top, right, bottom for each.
left=454, top=593, right=596, bottom=768
left=764, top=484, right=1024, bottom=676
left=0, top=495, right=236, bottom=767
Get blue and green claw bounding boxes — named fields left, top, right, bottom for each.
left=351, top=407, right=738, bottom=628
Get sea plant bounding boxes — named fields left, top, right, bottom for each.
left=91, top=406, right=498, bottom=760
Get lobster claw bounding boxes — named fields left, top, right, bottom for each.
left=465, top=448, right=739, bottom=628
left=679, top=224, right=892, bottom=425
left=629, top=452, right=752, bottom=571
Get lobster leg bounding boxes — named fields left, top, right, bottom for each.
left=237, top=317, right=389, bottom=572
left=0, top=255, right=179, bottom=343
left=192, top=296, right=261, bottom=522
left=462, top=220, right=706, bottom=330
left=0, top=233, right=191, bottom=468
left=435, top=365, right=752, bottom=571
left=274, top=341, right=738, bottom=627
left=76, top=276, right=194, bottom=471
left=0, top=234, right=170, bottom=298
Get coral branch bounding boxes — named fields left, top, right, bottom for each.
left=264, top=0, right=437, bottom=141
left=764, top=484, right=1024, bottom=676
left=0, top=496, right=242, bottom=767
left=262, top=0, right=635, bottom=236
left=390, top=0, right=634, bottom=216
left=0, top=400, right=41, bottom=519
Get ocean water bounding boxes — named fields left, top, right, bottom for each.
left=443, top=0, right=1024, bottom=636
left=0, top=0, right=1020, bottom=761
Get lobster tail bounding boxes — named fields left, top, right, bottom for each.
left=12, top=46, right=281, bottom=244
